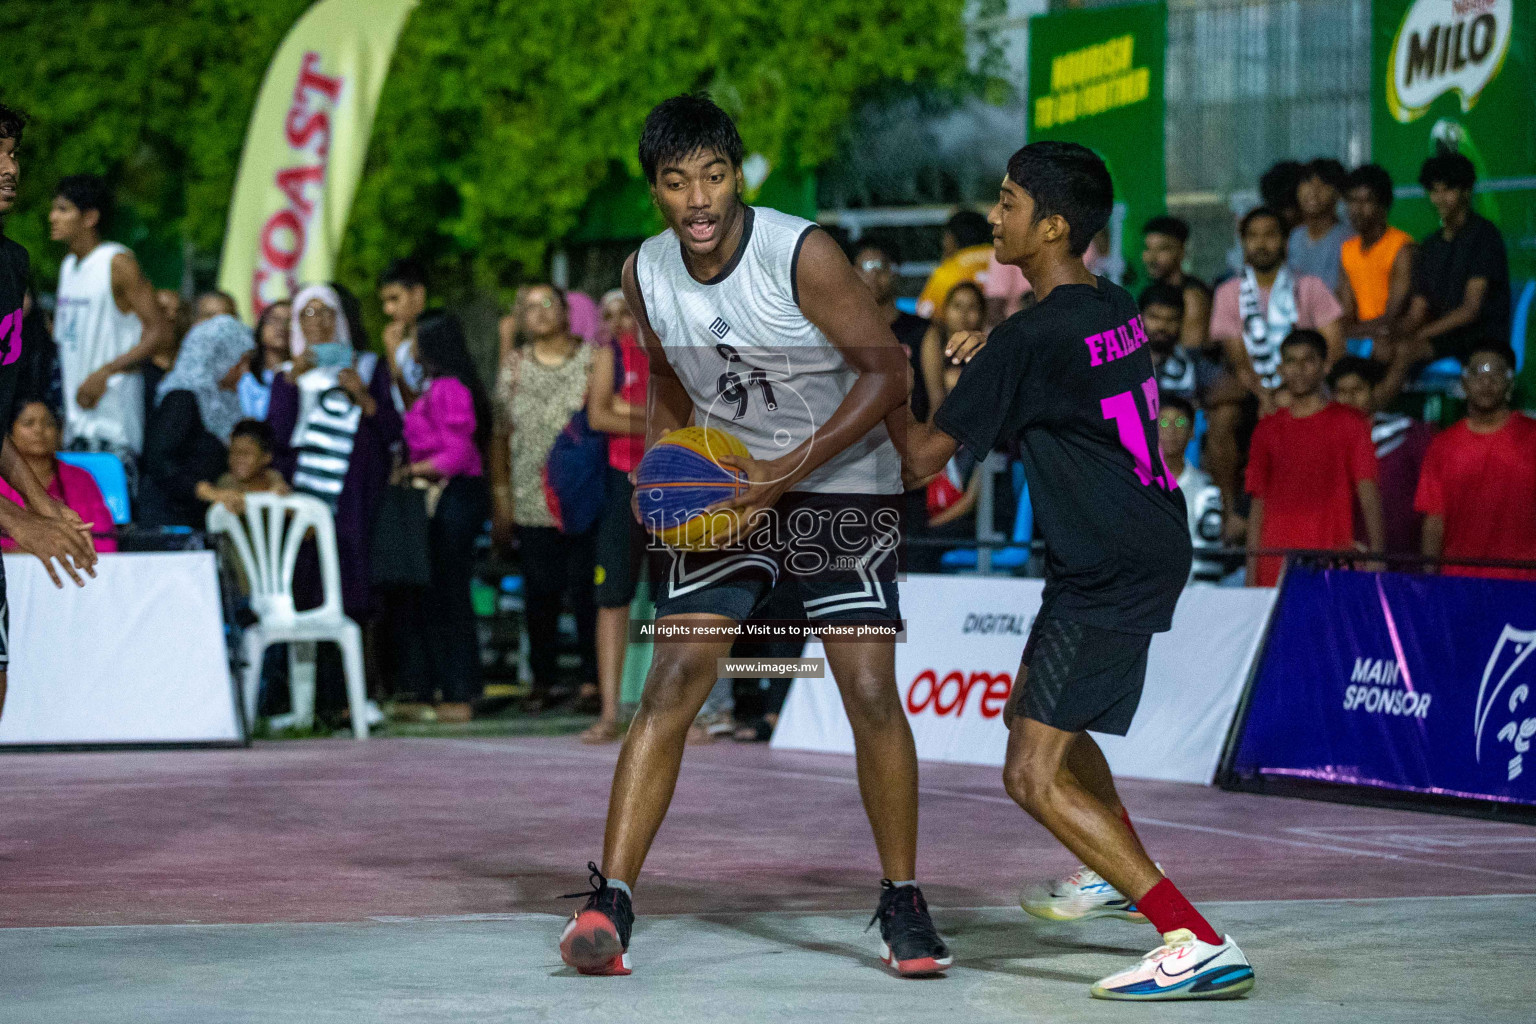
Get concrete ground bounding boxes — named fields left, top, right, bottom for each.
left=4, top=736, right=1535, bottom=1022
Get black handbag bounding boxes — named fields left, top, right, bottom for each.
left=371, top=481, right=432, bottom=587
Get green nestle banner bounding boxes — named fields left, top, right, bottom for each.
left=1026, top=2, right=1166, bottom=287
left=1372, top=0, right=1536, bottom=394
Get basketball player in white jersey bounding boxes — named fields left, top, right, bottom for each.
left=49, top=174, right=170, bottom=458
left=0, top=106, right=102, bottom=719
left=559, top=95, right=950, bottom=979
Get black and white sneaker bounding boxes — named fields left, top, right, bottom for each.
left=558, top=862, right=634, bottom=976
left=868, top=880, right=953, bottom=976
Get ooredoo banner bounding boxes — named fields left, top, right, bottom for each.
left=1227, top=565, right=1536, bottom=806
left=772, top=575, right=1275, bottom=785
left=217, top=0, right=418, bottom=322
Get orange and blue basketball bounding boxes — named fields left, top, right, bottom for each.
left=635, top=426, right=751, bottom=550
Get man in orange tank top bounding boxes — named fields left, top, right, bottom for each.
left=1337, top=164, right=1413, bottom=357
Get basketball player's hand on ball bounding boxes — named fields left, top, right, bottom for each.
left=944, top=330, right=988, bottom=365
left=10, top=509, right=98, bottom=588
left=76, top=369, right=111, bottom=410
left=711, top=453, right=791, bottom=531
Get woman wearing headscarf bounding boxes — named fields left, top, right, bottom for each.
left=137, top=314, right=252, bottom=528
left=266, top=283, right=400, bottom=619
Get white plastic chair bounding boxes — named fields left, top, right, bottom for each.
left=206, top=493, right=368, bottom=739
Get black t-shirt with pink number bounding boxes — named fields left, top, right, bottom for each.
left=0, top=235, right=27, bottom=432
left=934, top=276, right=1191, bottom=634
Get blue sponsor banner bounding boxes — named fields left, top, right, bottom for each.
left=1230, top=564, right=1536, bottom=806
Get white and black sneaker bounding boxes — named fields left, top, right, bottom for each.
left=1091, top=928, right=1254, bottom=1001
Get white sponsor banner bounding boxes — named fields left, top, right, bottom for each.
left=0, top=552, right=240, bottom=746
left=772, top=574, right=1275, bottom=784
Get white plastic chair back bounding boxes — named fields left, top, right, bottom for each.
left=207, top=493, right=344, bottom=627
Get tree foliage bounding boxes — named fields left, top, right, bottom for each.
left=1, top=0, right=971, bottom=300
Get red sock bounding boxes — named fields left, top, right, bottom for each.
left=1136, top=878, right=1220, bottom=945
left=1119, top=808, right=1139, bottom=843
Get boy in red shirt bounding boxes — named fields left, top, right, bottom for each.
left=1245, top=330, right=1383, bottom=586
left=1415, top=343, right=1536, bottom=580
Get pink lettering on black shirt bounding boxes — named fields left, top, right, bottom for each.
left=1082, top=315, right=1148, bottom=368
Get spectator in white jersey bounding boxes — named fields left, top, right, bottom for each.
left=268, top=284, right=401, bottom=620
left=49, top=174, right=172, bottom=463
left=1140, top=282, right=1215, bottom=408
left=1158, top=393, right=1224, bottom=583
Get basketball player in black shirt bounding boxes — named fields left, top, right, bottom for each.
left=0, top=103, right=101, bottom=719
left=900, top=142, right=1254, bottom=1000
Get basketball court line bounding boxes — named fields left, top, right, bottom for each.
left=8, top=738, right=1532, bottom=887
left=3, top=892, right=1531, bottom=932
left=1285, top=823, right=1536, bottom=852
left=414, top=738, right=1536, bottom=882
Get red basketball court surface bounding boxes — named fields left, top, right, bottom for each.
left=5, top=735, right=1533, bottom=1021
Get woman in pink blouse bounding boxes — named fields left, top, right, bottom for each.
left=394, top=313, right=491, bottom=722
left=0, top=401, right=118, bottom=552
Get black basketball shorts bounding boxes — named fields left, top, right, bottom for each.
left=1012, top=612, right=1151, bottom=736
left=651, top=491, right=901, bottom=627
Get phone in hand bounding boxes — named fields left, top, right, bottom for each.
left=311, top=342, right=352, bottom=369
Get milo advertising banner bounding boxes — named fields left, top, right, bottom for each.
left=1373, top=0, right=1536, bottom=394
left=1026, top=2, right=1166, bottom=285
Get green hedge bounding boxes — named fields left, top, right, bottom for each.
left=0, top=0, right=972, bottom=303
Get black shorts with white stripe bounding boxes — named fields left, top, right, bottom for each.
left=651, top=491, right=902, bottom=626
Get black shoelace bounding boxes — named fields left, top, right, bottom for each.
left=561, top=861, right=611, bottom=901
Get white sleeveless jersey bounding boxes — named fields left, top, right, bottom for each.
left=635, top=206, right=900, bottom=495
left=55, top=242, right=145, bottom=453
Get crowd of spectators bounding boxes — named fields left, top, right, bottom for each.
left=10, top=145, right=1530, bottom=736
left=902, top=151, right=1531, bottom=586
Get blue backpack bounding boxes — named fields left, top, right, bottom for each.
left=541, top=342, right=622, bottom=535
